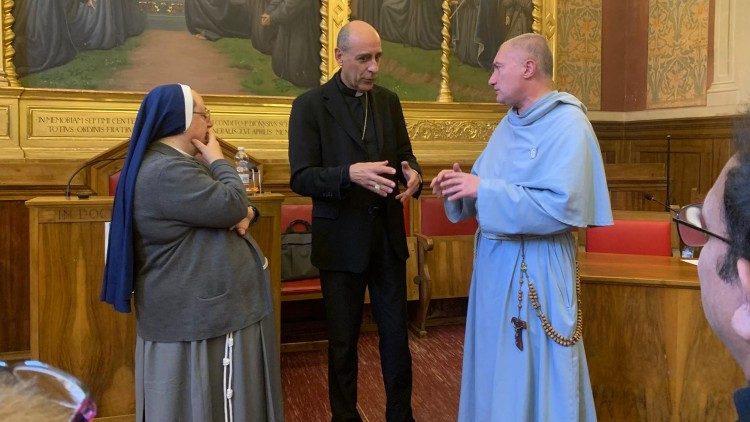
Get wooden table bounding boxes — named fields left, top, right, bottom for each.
left=577, top=252, right=744, bottom=421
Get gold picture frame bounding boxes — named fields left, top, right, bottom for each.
left=0, top=0, right=557, bottom=164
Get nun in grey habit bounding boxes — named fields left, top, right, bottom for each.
left=102, top=83, right=283, bottom=422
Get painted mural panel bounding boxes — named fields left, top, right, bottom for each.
left=647, top=0, right=709, bottom=108
left=556, top=0, right=601, bottom=110
left=350, top=0, right=534, bottom=102
left=448, top=0, right=534, bottom=102
left=11, top=0, right=322, bottom=96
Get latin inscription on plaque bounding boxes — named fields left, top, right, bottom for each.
left=29, top=110, right=289, bottom=140
left=212, top=117, right=288, bottom=139
left=31, top=110, right=137, bottom=138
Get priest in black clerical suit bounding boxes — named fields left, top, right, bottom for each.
left=288, top=20, right=421, bottom=422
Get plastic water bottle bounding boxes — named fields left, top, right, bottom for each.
left=235, top=147, right=251, bottom=193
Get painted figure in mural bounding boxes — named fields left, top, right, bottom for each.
left=12, top=0, right=78, bottom=76
left=450, top=0, right=481, bottom=67
left=693, top=115, right=750, bottom=419
left=351, top=0, right=384, bottom=32
left=101, top=84, right=284, bottom=421
left=185, top=0, right=252, bottom=41
left=67, top=0, right=145, bottom=51
left=249, top=0, right=277, bottom=55
left=380, top=0, right=443, bottom=50
left=431, top=33, right=610, bottom=421
left=502, top=0, right=534, bottom=41
left=287, top=20, right=422, bottom=422
left=261, top=0, right=322, bottom=88
left=475, top=0, right=507, bottom=70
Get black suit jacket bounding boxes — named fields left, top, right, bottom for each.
left=288, top=76, right=422, bottom=273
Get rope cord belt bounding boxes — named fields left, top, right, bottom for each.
left=223, top=332, right=235, bottom=422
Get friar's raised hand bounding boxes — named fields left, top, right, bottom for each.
left=437, top=163, right=479, bottom=201
left=431, top=162, right=463, bottom=197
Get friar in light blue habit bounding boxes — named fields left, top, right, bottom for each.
left=432, top=34, right=612, bottom=421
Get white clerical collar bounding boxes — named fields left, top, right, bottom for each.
left=160, top=141, right=192, bottom=157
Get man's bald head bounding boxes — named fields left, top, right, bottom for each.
left=337, top=20, right=380, bottom=52
left=335, top=20, right=382, bottom=91
left=503, top=33, right=553, bottom=79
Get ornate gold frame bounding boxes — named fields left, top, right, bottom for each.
left=0, top=0, right=556, bottom=97
left=0, top=0, right=557, bottom=164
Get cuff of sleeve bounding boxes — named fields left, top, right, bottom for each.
left=209, top=158, right=230, bottom=172
left=249, top=204, right=261, bottom=225
left=341, top=166, right=351, bottom=190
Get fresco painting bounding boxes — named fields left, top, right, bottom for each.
left=12, top=0, right=321, bottom=96
left=12, top=0, right=533, bottom=101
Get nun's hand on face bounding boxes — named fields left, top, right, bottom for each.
left=191, top=130, right=222, bottom=164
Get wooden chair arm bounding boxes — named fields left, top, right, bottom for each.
left=415, top=233, right=434, bottom=252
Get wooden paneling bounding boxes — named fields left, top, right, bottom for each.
left=579, top=252, right=745, bottom=421
left=28, top=198, right=136, bottom=417
left=0, top=200, right=29, bottom=353
left=423, top=236, right=474, bottom=300
left=593, top=116, right=735, bottom=207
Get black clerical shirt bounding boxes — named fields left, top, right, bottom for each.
left=334, top=73, right=379, bottom=160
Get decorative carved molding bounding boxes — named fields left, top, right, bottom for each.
left=406, top=120, right=496, bottom=142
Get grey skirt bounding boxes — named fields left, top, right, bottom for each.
left=135, top=313, right=283, bottom=422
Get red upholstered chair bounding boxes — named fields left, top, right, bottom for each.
left=280, top=201, right=413, bottom=302
left=583, top=210, right=676, bottom=257
left=280, top=204, right=322, bottom=301
left=411, top=196, right=478, bottom=336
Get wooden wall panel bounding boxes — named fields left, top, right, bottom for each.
left=0, top=200, right=29, bottom=353
left=35, top=221, right=136, bottom=417
left=582, top=282, right=744, bottom=421
left=423, top=237, right=475, bottom=300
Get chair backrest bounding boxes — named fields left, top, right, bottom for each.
left=584, top=210, right=675, bottom=256
left=281, top=204, right=313, bottom=231
left=109, top=171, right=121, bottom=196
left=281, top=201, right=412, bottom=235
left=417, top=196, right=478, bottom=236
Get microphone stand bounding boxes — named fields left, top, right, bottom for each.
left=65, top=157, right=125, bottom=199
left=643, top=192, right=675, bottom=215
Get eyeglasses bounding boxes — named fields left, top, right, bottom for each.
left=193, top=108, right=211, bottom=121
left=672, top=203, right=731, bottom=247
left=0, top=360, right=97, bottom=421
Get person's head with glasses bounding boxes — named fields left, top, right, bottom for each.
left=697, top=113, right=750, bottom=391
left=0, top=360, right=96, bottom=421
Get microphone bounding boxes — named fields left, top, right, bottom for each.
left=65, top=156, right=126, bottom=199
left=643, top=192, right=676, bottom=215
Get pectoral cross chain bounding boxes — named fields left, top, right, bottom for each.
left=511, top=317, right=527, bottom=351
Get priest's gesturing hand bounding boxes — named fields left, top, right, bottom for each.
left=431, top=162, right=479, bottom=200
left=395, top=161, right=421, bottom=203
left=349, top=160, right=396, bottom=197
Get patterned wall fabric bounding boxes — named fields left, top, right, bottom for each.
left=556, top=0, right=602, bottom=111
left=647, top=0, right=709, bottom=108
